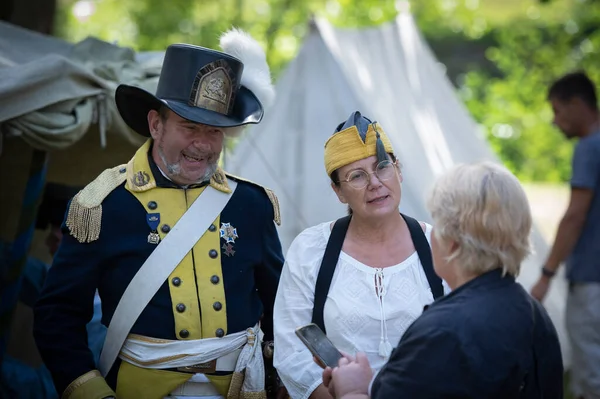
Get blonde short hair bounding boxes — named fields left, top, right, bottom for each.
left=427, top=161, right=532, bottom=277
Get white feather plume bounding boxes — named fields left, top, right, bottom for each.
left=219, top=28, right=275, bottom=110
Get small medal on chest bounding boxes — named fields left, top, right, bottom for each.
left=220, top=222, right=238, bottom=257
left=146, top=213, right=161, bottom=245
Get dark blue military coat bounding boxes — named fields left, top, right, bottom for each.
left=33, top=140, right=284, bottom=398
left=371, top=269, right=564, bottom=399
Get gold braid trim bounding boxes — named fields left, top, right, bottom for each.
left=227, top=371, right=244, bottom=399
left=226, top=371, right=266, bottom=399
left=62, top=370, right=101, bottom=399
left=264, top=188, right=281, bottom=226
left=241, top=392, right=267, bottom=399
left=66, top=164, right=128, bottom=243
left=224, top=173, right=281, bottom=226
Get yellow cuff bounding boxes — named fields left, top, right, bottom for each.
left=62, top=370, right=116, bottom=399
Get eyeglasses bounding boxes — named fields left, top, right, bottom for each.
left=338, top=160, right=398, bottom=189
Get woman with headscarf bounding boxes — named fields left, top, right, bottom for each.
left=322, top=161, right=564, bottom=399
left=272, top=111, right=449, bottom=399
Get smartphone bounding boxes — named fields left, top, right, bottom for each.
left=295, top=323, right=343, bottom=368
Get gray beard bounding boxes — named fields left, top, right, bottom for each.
left=158, top=144, right=217, bottom=184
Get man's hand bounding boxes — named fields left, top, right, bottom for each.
left=531, top=275, right=552, bottom=302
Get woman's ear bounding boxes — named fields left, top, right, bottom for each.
left=448, top=240, right=459, bottom=257
left=397, top=167, right=403, bottom=183
left=331, top=182, right=348, bottom=204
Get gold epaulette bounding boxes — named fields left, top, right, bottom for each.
left=66, top=164, right=128, bottom=243
left=225, top=173, right=281, bottom=226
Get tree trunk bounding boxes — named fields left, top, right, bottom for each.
left=0, top=0, right=56, bottom=34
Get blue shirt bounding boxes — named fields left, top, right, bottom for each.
left=568, top=131, right=600, bottom=282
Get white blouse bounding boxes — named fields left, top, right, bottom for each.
left=273, top=221, right=449, bottom=399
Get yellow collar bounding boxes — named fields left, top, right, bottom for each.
left=125, top=139, right=231, bottom=193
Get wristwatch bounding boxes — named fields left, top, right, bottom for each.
left=541, top=266, right=556, bottom=278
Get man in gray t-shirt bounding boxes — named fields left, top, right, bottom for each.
left=531, top=71, right=600, bottom=399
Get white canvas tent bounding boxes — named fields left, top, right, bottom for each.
left=226, top=12, right=572, bottom=366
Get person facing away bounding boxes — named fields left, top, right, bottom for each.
left=273, top=111, right=450, bottom=399
left=530, top=71, right=600, bottom=399
left=322, top=161, right=564, bottom=399
left=33, top=29, right=284, bottom=399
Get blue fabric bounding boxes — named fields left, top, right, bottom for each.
left=0, top=241, right=23, bottom=369
left=1, top=257, right=105, bottom=397
left=335, top=111, right=373, bottom=141
left=33, top=163, right=284, bottom=394
left=86, top=292, right=106, bottom=367
left=568, top=131, right=600, bottom=283
left=1, top=355, right=59, bottom=399
left=370, top=269, right=564, bottom=398
left=19, top=257, right=49, bottom=307
left=0, top=258, right=54, bottom=398
left=1, top=151, right=47, bottom=372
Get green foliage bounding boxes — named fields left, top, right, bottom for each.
left=56, top=0, right=600, bottom=182
left=461, top=0, right=600, bottom=181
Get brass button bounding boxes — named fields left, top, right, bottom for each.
left=208, top=224, right=217, bottom=232
left=176, top=303, right=186, bottom=313
left=209, top=249, right=218, bottom=259
left=179, top=329, right=190, bottom=338
left=161, top=224, right=171, bottom=233
left=213, top=302, right=222, bottom=311
left=210, top=275, right=220, bottom=284
left=172, top=277, right=181, bottom=287
left=147, top=201, right=157, bottom=210
left=215, top=328, right=225, bottom=338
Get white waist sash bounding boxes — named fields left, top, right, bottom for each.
left=120, top=324, right=265, bottom=394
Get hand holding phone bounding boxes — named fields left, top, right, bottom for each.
left=295, top=323, right=343, bottom=369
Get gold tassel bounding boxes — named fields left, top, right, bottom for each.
left=227, top=371, right=244, bottom=399
left=65, top=163, right=128, bottom=244
left=226, top=371, right=266, bottom=399
left=241, top=392, right=266, bottom=399
left=66, top=192, right=102, bottom=243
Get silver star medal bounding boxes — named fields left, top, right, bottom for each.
left=219, top=222, right=238, bottom=244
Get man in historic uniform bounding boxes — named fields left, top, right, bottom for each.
left=33, top=29, right=284, bottom=399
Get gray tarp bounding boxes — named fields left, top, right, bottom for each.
left=0, top=21, right=163, bottom=152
